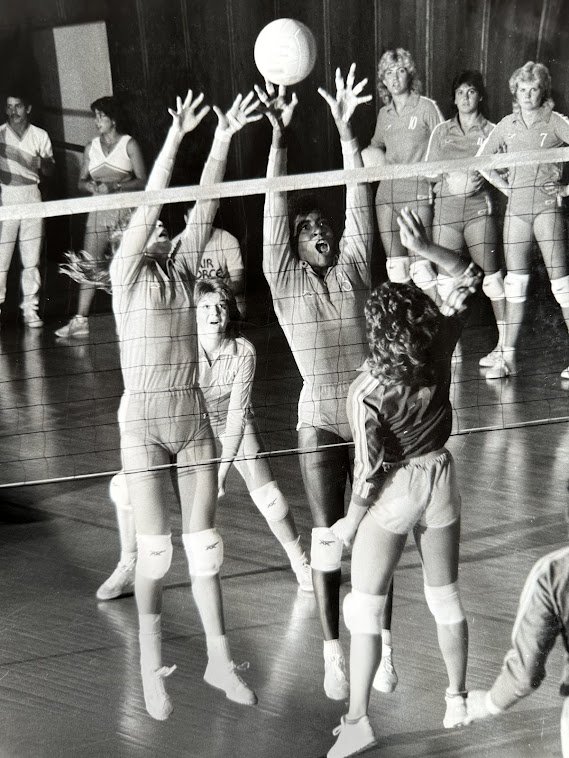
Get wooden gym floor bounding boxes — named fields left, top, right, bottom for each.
left=0, top=290, right=568, bottom=758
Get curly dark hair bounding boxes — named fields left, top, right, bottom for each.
left=194, top=278, right=241, bottom=338
left=287, top=191, right=336, bottom=256
left=451, top=70, right=487, bottom=109
left=365, top=282, right=441, bottom=387
left=90, top=96, right=128, bottom=133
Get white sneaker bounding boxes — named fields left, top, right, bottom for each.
left=23, top=308, right=43, bottom=328
left=96, top=560, right=136, bottom=601
left=561, top=365, right=569, bottom=380
left=292, top=556, right=314, bottom=592
left=485, top=355, right=519, bottom=379
left=141, top=664, right=176, bottom=720
left=55, top=315, right=89, bottom=338
left=372, top=654, right=398, bottom=693
left=328, top=715, right=377, bottom=758
left=324, top=653, right=349, bottom=700
left=478, top=345, right=501, bottom=367
left=204, top=659, right=257, bottom=705
left=444, top=689, right=468, bottom=728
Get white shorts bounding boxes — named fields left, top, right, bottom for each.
left=368, top=448, right=461, bottom=534
left=297, top=381, right=352, bottom=441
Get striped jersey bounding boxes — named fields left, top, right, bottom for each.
left=0, top=123, right=53, bottom=186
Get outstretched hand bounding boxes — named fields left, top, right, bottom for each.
left=168, top=90, right=211, bottom=134
left=213, top=91, right=262, bottom=135
left=397, top=207, right=429, bottom=256
left=318, top=63, right=372, bottom=124
left=254, top=81, right=298, bottom=130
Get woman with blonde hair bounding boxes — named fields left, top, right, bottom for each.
left=477, top=61, right=569, bottom=379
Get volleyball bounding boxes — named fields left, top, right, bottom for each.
left=254, top=18, right=317, bottom=86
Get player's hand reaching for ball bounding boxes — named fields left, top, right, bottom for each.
left=213, top=91, right=262, bottom=136
left=254, top=81, right=298, bottom=131
left=397, top=207, right=430, bottom=256
left=318, top=63, right=372, bottom=130
left=168, top=90, right=211, bottom=135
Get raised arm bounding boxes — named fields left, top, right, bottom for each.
left=111, top=90, right=210, bottom=284
left=179, top=91, right=261, bottom=269
left=255, top=82, right=299, bottom=283
left=318, top=64, right=373, bottom=270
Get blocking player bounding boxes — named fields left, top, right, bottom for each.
left=425, top=71, right=504, bottom=366
left=467, top=545, right=569, bottom=758
left=327, top=208, right=479, bottom=758
left=477, top=61, right=569, bottom=379
left=257, top=64, right=396, bottom=701
left=361, top=48, right=443, bottom=299
left=0, top=91, right=54, bottom=327
left=109, top=89, right=259, bottom=720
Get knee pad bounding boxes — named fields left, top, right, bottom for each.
left=343, top=590, right=386, bottom=635
left=386, top=256, right=411, bottom=283
left=424, top=581, right=465, bottom=625
left=310, top=527, right=343, bottom=572
left=182, top=529, right=224, bottom=577
left=504, top=272, right=530, bottom=303
left=482, top=270, right=505, bottom=301
left=551, top=275, right=569, bottom=309
left=410, top=259, right=437, bottom=292
left=110, top=472, right=130, bottom=509
left=136, top=534, right=173, bottom=580
left=250, top=480, right=289, bottom=522
left=437, top=274, right=455, bottom=303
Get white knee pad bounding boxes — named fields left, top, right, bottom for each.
left=504, top=272, right=530, bottom=303
left=182, top=529, right=224, bottom=577
left=310, top=527, right=343, bottom=572
left=424, top=582, right=465, bottom=625
left=250, top=480, right=289, bottom=522
left=410, top=259, right=438, bottom=292
left=110, top=472, right=130, bottom=509
left=551, top=275, right=569, bottom=309
left=136, top=534, right=173, bottom=580
left=437, top=274, right=455, bottom=303
left=482, top=270, right=505, bottom=301
left=343, top=590, right=386, bottom=635
left=386, top=255, right=411, bottom=283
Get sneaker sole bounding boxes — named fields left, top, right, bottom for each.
left=372, top=679, right=397, bottom=694
left=96, top=585, right=135, bottom=601
left=329, top=737, right=378, bottom=758
left=203, top=671, right=257, bottom=706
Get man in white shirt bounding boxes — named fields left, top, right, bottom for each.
left=0, top=91, right=54, bottom=327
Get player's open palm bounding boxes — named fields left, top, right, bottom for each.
left=213, top=91, right=262, bottom=136
left=318, top=63, right=371, bottom=123
left=168, top=90, right=210, bottom=134
left=254, top=82, right=298, bottom=130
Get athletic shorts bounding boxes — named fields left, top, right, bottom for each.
left=210, top=407, right=254, bottom=443
left=433, top=191, right=493, bottom=233
left=376, top=178, right=432, bottom=216
left=118, top=387, right=212, bottom=471
left=368, top=448, right=461, bottom=535
left=507, top=185, right=561, bottom=224
left=297, top=381, right=353, bottom=441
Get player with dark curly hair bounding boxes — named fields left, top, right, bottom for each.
left=326, top=208, right=482, bottom=758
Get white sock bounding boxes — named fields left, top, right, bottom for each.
left=283, top=536, right=305, bottom=565
left=139, top=613, right=161, bottom=671
left=207, top=635, right=232, bottom=666
left=323, top=639, right=343, bottom=660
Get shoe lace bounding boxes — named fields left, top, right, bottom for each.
left=332, top=717, right=346, bottom=737
left=156, top=664, right=177, bottom=679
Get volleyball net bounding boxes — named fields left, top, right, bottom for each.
left=1, top=146, right=568, bottom=488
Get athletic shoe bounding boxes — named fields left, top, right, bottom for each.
left=96, top=560, right=136, bottom=601
left=141, top=664, right=176, bottom=720
left=443, top=689, right=468, bottom=728
left=324, top=653, right=349, bottom=700
left=55, top=315, right=89, bottom=338
left=22, top=308, right=43, bottom=328
left=292, top=556, right=314, bottom=592
left=478, top=345, right=501, bottom=367
left=204, top=659, right=257, bottom=705
left=372, top=653, right=398, bottom=693
left=561, top=365, right=569, bottom=380
left=484, top=355, right=519, bottom=379
left=327, top=715, right=378, bottom=758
